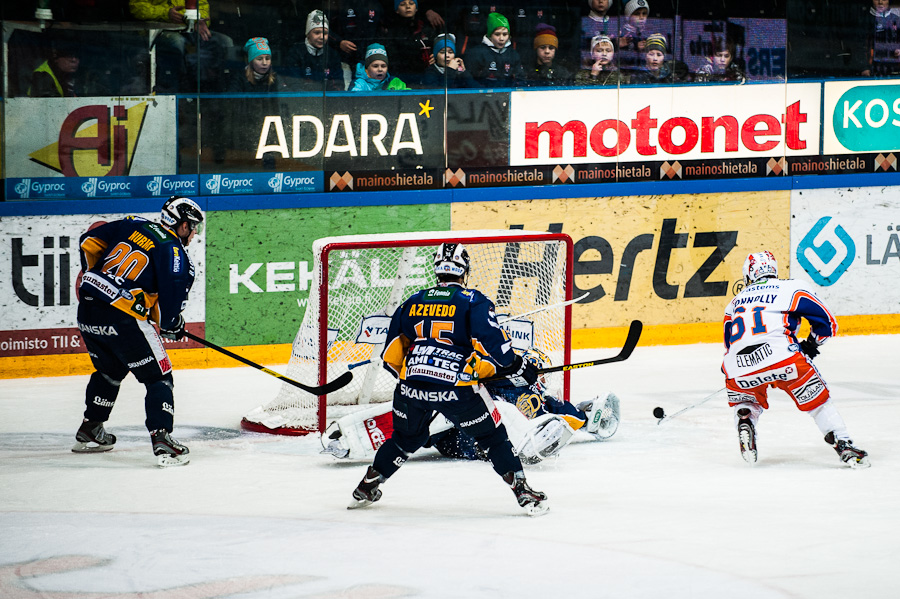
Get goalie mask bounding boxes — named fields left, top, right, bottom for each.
left=160, top=196, right=204, bottom=243
left=523, top=347, right=551, bottom=393
left=742, top=251, right=778, bottom=286
left=433, top=242, right=470, bottom=279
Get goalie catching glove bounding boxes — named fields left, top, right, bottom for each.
left=159, top=314, right=186, bottom=341
left=502, top=354, right=539, bottom=387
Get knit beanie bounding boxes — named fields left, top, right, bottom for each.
left=533, top=24, right=558, bottom=49
left=395, top=0, right=417, bottom=9
left=433, top=33, right=456, bottom=55
left=591, top=34, right=614, bottom=51
left=306, top=10, right=329, bottom=34
left=244, top=37, right=271, bottom=62
left=625, top=0, right=649, bottom=17
left=645, top=33, right=667, bottom=54
left=486, top=12, right=510, bottom=36
left=364, top=43, right=389, bottom=67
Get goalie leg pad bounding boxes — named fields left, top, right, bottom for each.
left=514, top=414, right=576, bottom=464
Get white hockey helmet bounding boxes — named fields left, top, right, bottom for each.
left=742, top=250, right=778, bottom=286
left=161, top=196, right=204, bottom=235
left=433, top=242, right=470, bottom=278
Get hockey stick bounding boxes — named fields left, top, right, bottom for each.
left=183, top=331, right=353, bottom=395
left=653, top=387, right=725, bottom=425
left=497, top=292, right=590, bottom=324
left=484, top=319, right=643, bottom=383
left=536, top=319, right=643, bottom=375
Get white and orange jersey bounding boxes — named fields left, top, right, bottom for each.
left=723, top=278, right=837, bottom=379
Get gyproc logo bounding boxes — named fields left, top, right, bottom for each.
left=81, top=178, right=99, bottom=197
left=268, top=173, right=284, bottom=192
left=796, top=216, right=856, bottom=286
left=206, top=175, right=222, bottom=193
left=14, top=179, right=31, bottom=198
left=147, top=176, right=163, bottom=195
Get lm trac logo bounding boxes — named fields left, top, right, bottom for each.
left=796, top=216, right=855, bottom=286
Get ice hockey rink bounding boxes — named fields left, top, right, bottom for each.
left=1, top=336, right=897, bottom=599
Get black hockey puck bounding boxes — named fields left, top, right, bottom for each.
left=652, top=407, right=665, bottom=419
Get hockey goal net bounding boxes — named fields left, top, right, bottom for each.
left=241, top=230, right=574, bottom=435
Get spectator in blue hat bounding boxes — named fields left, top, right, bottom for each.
left=228, top=37, right=289, bottom=92
left=421, top=33, right=475, bottom=88
left=349, top=43, right=408, bottom=90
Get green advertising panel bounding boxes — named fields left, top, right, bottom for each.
left=205, top=204, right=450, bottom=346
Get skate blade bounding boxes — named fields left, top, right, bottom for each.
left=523, top=501, right=550, bottom=517
left=72, top=441, right=114, bottom=453
left=846, top=456, right=871, bottom=469
left=347, top=498, right=375, bottom=510
left=156, top=454, right=190, bottom=467
left=741, top=449, right=758, bottom=465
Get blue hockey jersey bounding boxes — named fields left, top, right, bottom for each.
left=78, top=217, right=195, bottom=330
left=381, top=282, right=518, bottom=387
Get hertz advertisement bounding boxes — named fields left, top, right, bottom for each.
left=451, top=191, right=791, bottom=331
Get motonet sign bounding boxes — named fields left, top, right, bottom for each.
left=509, top=83, right=821, bottom=165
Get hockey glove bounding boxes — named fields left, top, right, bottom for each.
left=505, top=354, right=539, bottom=387
left=799, top=334, right=820, bottom=359
left=160, top=314, right=186, bottom=341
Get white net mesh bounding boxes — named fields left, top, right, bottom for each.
left=242, top=230, right=572, bottom=433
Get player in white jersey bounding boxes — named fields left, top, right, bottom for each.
left=722, top=251, right=870, bottom=468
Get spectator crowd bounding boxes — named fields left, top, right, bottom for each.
left=8, top=0, right=899, bottom=97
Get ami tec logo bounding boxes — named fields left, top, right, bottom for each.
left=28, top=103, right=149, bottom=177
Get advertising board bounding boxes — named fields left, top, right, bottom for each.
left=4, top=96, right=177, bottom=179
left=509, top=83, right=820, bottom=167
left=451, top=191, right=791, bottom=329
left=791, top=187, right=900, bottom=315
left=824, top=81, right=900, bottom=156
left=204, top=204, right=450, bottom=347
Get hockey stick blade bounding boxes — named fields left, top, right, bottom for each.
left=655, top=387, right=725, bottom=425
left=538, top=320, right=642, bottom=375
left=183, top=331, right=353, bottom=395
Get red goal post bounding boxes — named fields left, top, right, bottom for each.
left=241, top=230, right=575, bottom=435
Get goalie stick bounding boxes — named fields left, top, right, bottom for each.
left=183, top=331, right=353, bottom=395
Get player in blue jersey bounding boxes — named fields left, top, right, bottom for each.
left=723, top=250, right=869, bottom=468
left=72, top=196, right=203, bottom=467
left=349, top=242, right=550, bottom=515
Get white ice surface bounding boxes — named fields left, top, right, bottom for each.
left=1, top=336, right=898, bottom=599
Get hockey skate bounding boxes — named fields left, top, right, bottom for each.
left=737, top=408, right=757, bottom=465
left=502, top=471, right=549, bottom=517
left=824, top=432, right=870, bottom=469
left=151, top=430, right=190, bottom=467
left=578, top=392, right=620, bottom=439
left=348, top=466, right=385, bottom=509
left=72, top=420, right=117, bottom=453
